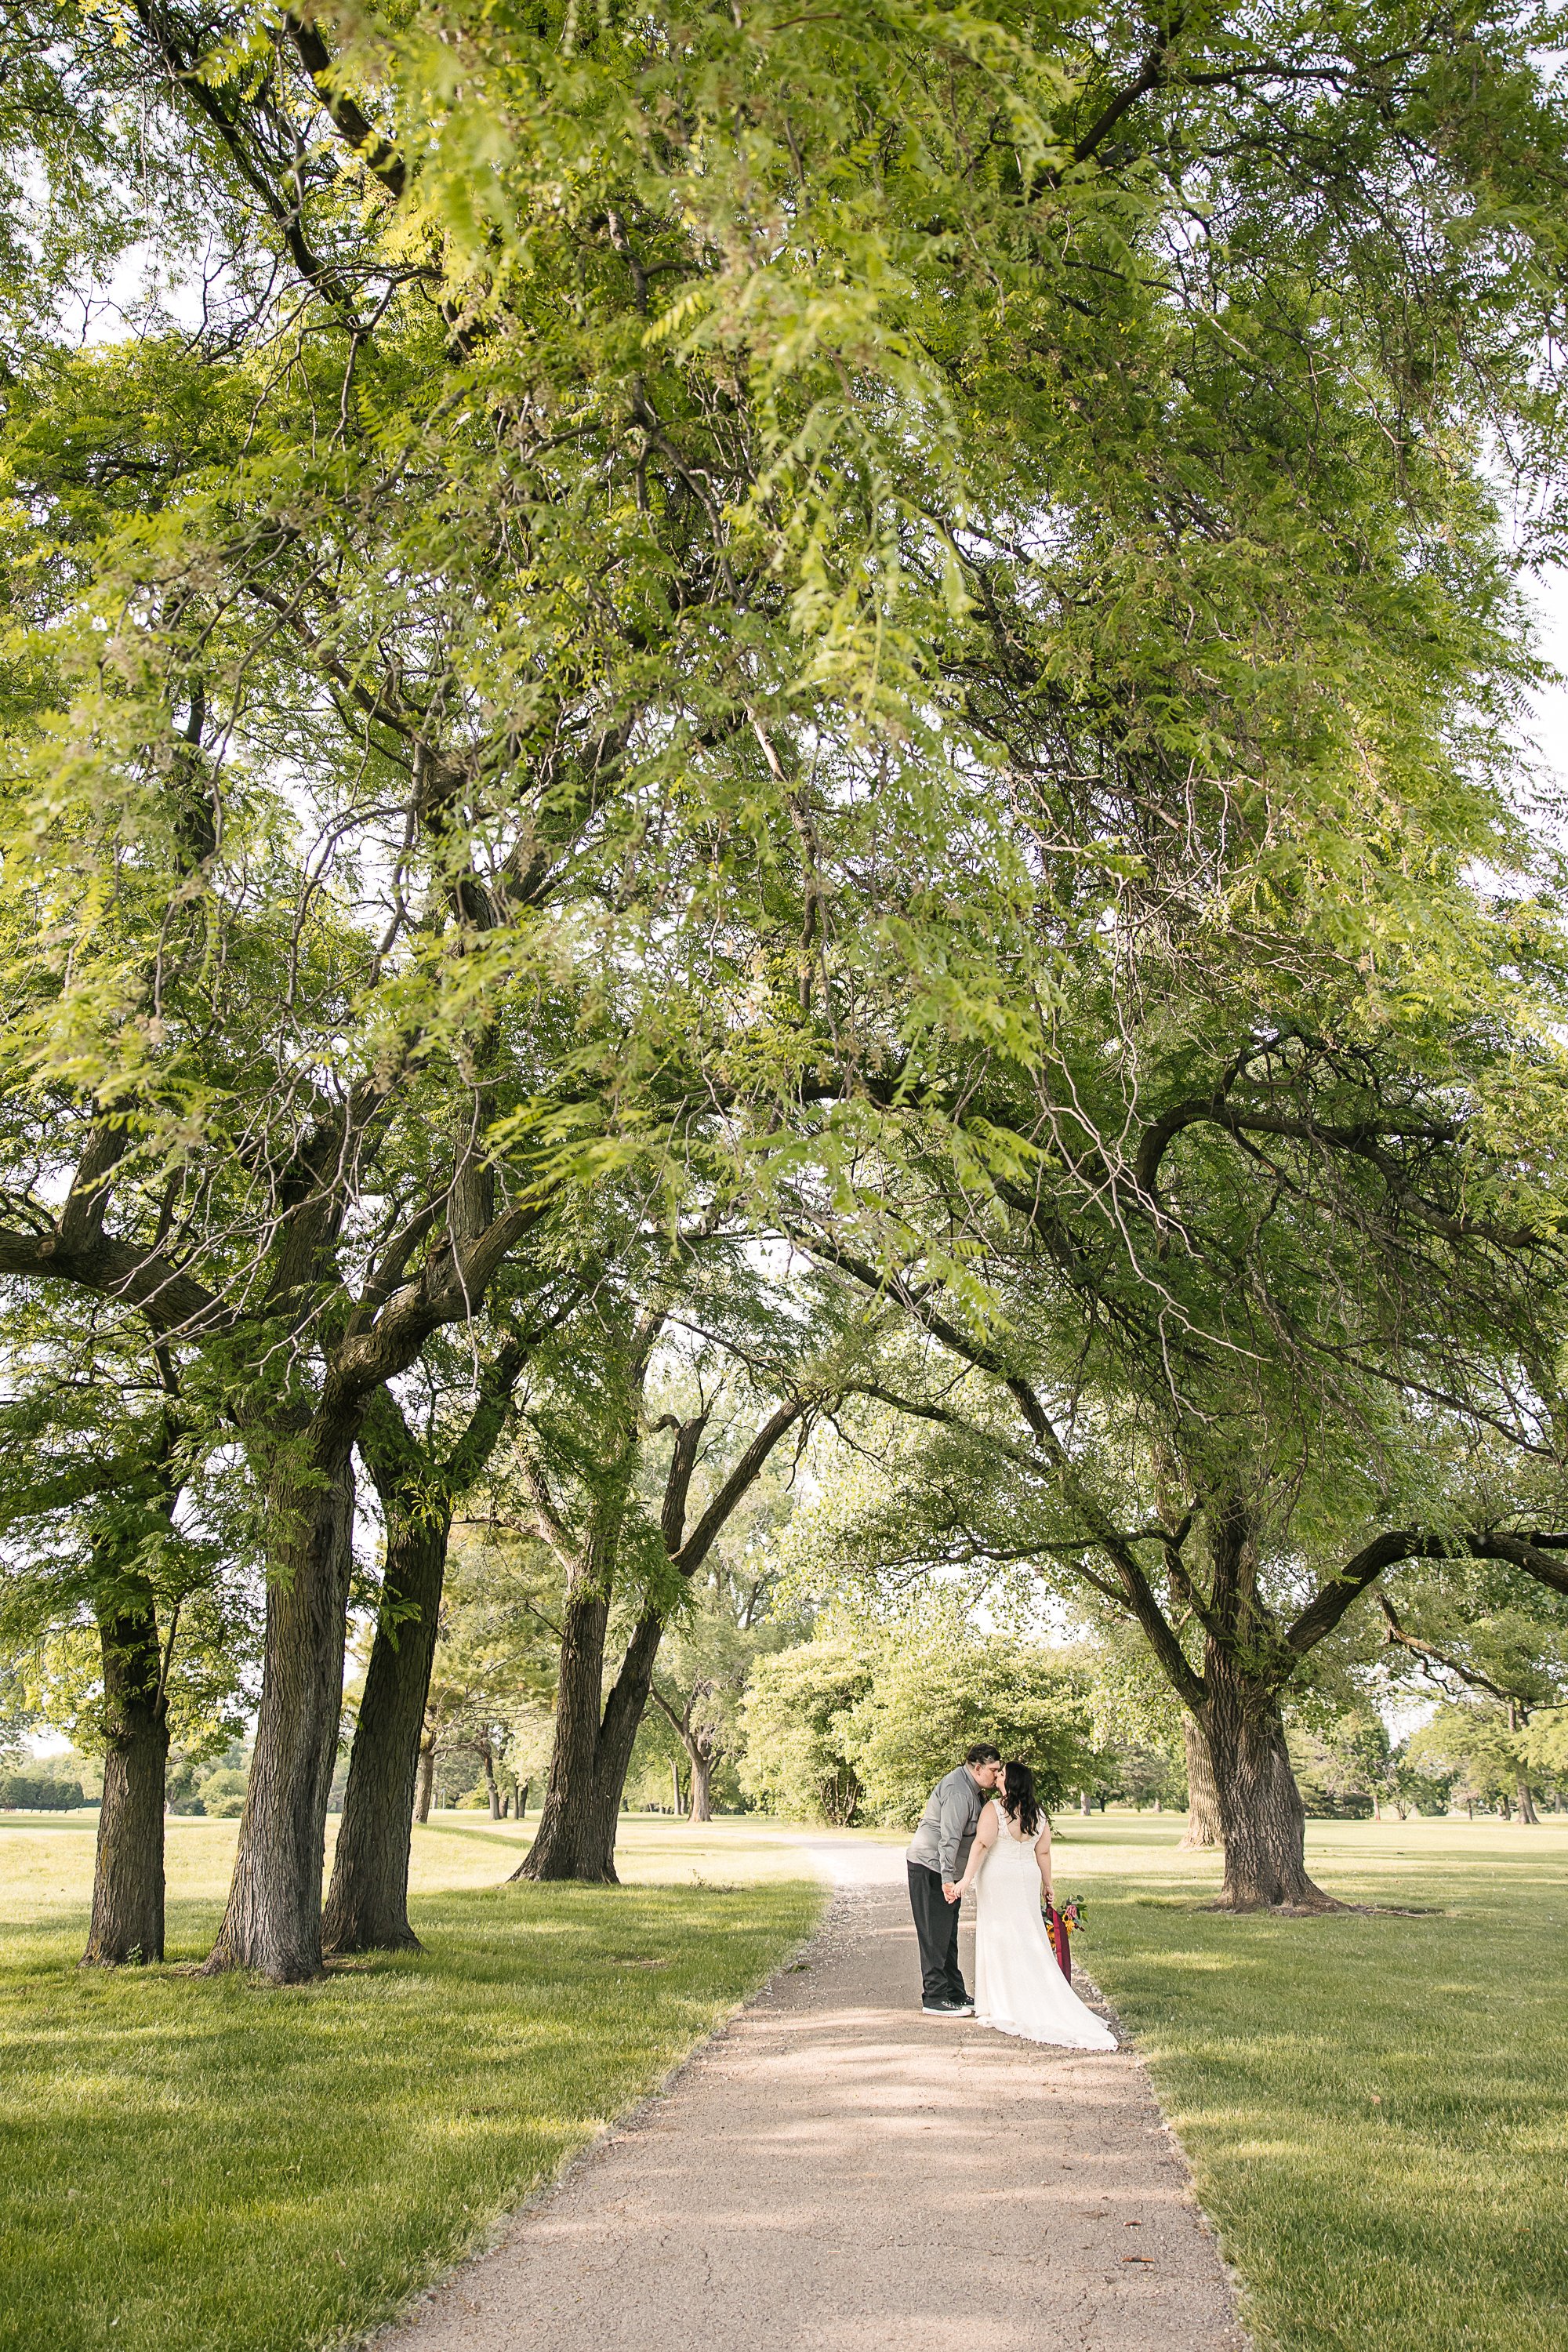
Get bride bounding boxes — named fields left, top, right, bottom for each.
left=954, top=1759, right=1117, bottom=2051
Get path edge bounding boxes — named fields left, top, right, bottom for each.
left=1078, top=1967, right=1257, bottom=2349
left=345, top=1868, right=839, bottom=2352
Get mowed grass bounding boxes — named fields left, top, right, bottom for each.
left=1056, top=1813, right=1568, bottom=2352
left=0, top=1811, right=821, bottom=2352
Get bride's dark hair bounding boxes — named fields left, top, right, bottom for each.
left=1002, top=1759, right=1042, bottom=1838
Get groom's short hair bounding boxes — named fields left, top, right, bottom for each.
left=965, top=1744, right=1003, bottom=1766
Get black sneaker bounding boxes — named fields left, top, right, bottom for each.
left=922, top=1998, right=976, bottom=2017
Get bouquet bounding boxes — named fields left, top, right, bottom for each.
left=1044, top=1896, right=1086, bottom=1980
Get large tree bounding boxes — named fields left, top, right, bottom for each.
left=786, top=1159, right=1568, bottom=1909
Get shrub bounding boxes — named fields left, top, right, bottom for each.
left=196, top=1766, right=249, bottom=1818
left=738, top=1617, right=1098, bottom=1828
left=846, top=1628, right=1096, bottom=1825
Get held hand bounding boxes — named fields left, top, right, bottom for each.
left=942, top=1882, right=964, bottom=1904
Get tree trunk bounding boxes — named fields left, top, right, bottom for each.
left=1517, top=1779, right=1539, bottom=1824
left=1079, top=1789, right=1091, bottom=1815
left=1203, top=1660, right=1335, bottom=1911
left=687, top=1744, right=713, bottom=1823
left=203, top=1443, right=356, bottom=1982
left=1178, top=1711, right=1222, bottom=1849
left=322, top=1490, right=448, bottom=1955
left=325, top=1345, right=528, bottom=1947
left=671, top=1760, right=683, bottom=1817
left=414, top=1743, right=435, bottom=1822
left=515, top=1581, right=615, bottom=1879
left=82, top=1595, right=169, bottom=1965
left=516, top=1603, right=665, bottom=1882
left=483, top=1742, right=502, bottom=1820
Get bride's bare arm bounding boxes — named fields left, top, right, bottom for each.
left=1033, top=1823, right=1055, bottom=1908
left=953, top=1803, right=1000, bottom=1896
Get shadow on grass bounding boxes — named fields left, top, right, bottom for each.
left=1076, top=1846, right=1568, bottom=2352
left=412, top=1818, right=533, bottom=1849
left=0, top=1877, right=822, bottom=2352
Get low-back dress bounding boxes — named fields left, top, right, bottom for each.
left=972, top=1798, right=1117, bottom=2049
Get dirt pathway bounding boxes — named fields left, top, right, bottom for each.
left=377, top=1838, right=1248, bottom=2352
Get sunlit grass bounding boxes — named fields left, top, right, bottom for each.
left=1058, top=1813, right=1568, bottom=2352
left=9, top=1804, right=1563, bottom=2352
left=0, top=1811, right=821, bottom=2352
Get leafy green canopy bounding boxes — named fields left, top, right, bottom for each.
left=0, top=0, right=1565, bottom=1446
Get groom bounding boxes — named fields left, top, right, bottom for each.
left=906, top=1743, right=1003, bottom=2016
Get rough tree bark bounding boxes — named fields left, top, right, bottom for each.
left=1200, top=1663, right=1329, bottom=1908
left=203, top=1441, right=357, bottom=1981
left=688, top=1748, right=713, bottom=1822
left=517, top=1592, right=662, bottom=1883
left=1178, top=1713, right=1221, bottom=1851
left=517, top=1573, right=619, bottom=1882
left=1190, top=1496, right=1336, bottom=1910
left=322, top=1476, right=448, bottom=1954
left=82, top=1591, right=170, bottom=1965
left=324, top=1335, right=532, bottom=1953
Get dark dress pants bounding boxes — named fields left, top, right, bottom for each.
left=908, top=1860, right=967, bottom=2005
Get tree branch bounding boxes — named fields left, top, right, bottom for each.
left=1071, top=9, right=1185, bottom=165
left=659, top=1411, right=711, bottom=1558
left=1376, top=1593, right=1520, bottom=1706
left=284, top=13, right=406, bottom=198
left=670, top=1399, right=808, bottom=1576
left=1285, top=1530, right=1436, bottom=1655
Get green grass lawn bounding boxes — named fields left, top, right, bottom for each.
left=1056, top=1813, right=1568, bottom=2352
left=0, top=1811, right=821, bottom=2352
left=7, top=1806, right=1564, bottom=2352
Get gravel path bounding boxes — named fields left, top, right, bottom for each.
left=377, top=1837, right=1249, bottom=2352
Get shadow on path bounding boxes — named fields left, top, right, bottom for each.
left=376, top=1836, right=1248, bottom=2352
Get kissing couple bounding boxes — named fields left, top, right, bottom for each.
left=906, top=1744, right=1117, bottom=2050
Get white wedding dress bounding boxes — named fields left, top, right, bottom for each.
left=972, top=1799, right=1117, bottom=2049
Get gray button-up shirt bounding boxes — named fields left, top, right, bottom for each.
left=906, top=1765, right=986, bottom=1886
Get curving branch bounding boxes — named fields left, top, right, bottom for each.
left=1376, top=1592, right=1520, bottom=1706
left=285, top=13, right=406, bottom=200
left=670, top=1399, right=809, bottom=1577
left=1070, top=8, right=1188, bottom=165
left=0, top=1225, right=225, bottom=1341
